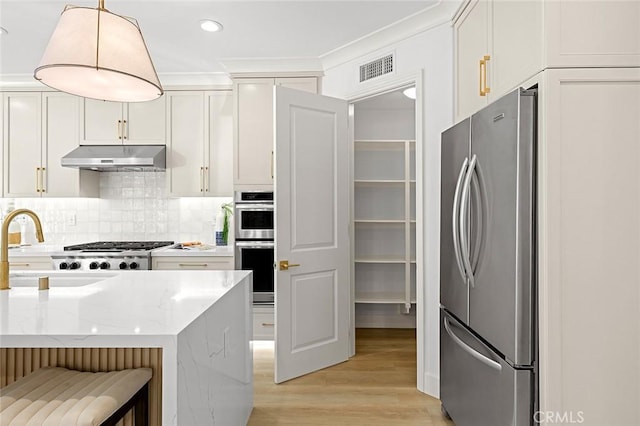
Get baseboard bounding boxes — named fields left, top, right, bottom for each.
left=424, top=372, right=440, bottom=399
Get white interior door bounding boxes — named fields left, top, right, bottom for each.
left=274, top=86, right=350, bottom=383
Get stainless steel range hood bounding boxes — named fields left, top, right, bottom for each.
left=61, top=145, right=166, bottom=171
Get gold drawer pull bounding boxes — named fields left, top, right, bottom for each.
left=178, top=263, right=208, bottom=267
left=261, top=323, right=275, bottom=327
left=10, top=263, right=30, bottom=267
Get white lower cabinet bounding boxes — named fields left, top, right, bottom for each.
left=252, top=306, right=274, bottom=340
left=9, top=256, right=53, bottom=270
left=151, top=256, right=234, bottom=270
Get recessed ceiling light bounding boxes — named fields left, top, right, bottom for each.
left=403, top=87, right=416, bottom=100
left=200, top=19, right=223, bottom=32
left=0, top=27, right=8, bottom=35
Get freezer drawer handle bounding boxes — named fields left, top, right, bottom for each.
left=459, top=155, right=477, bottom=287
left=452, top=157, right=469, bottom=283
left=444, top=316, right=502, bottom=371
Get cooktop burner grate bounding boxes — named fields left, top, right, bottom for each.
left=64, top=241, right=174, bottom=251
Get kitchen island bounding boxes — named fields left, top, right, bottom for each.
left=0, top=269, right=253, bottom=425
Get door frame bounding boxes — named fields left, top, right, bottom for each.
left=346, top=70, right=425, bottom=391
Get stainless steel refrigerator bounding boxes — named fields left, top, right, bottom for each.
left=440, top=87, right=537, bottom=425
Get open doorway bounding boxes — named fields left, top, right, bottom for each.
left=351, top=85, right=419, bottom=366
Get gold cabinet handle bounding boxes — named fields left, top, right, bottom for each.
left=122, top=119, right=127, bottom=140
left=40, top=167, right=46, bottom=193
left=271, top=150, right=274, bottom=180
left=117, top=120, right=122, bottom=139
left=35, top=167, right=41, bottom=192
left=178, top=263, right=209, bottom=267
left=200, top=167, right=204, bottom=192
left=10, top=263, right=30, bottom=267
left=479, top=55, right=491, bottom=96
left=204, top=166, right=210, bottom=192
left=261, top=323, right=275, bottom=327
left=279, top=260, right=301, bottom=271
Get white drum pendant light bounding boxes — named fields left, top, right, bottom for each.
left=34, top=0, right=163, bottom=102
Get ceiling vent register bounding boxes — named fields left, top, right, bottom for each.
left=359, top=54, right=394, bottom=82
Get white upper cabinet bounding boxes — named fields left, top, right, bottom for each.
left=80, top=96, right=166, bottom=145
left=166, top=91, right=206, bottom=197
left=2, top=92, right=98, bottom=198
left=233, top=77, right=318, bottom=189
left=544, top=0, right=640, bottom=68
left=42, top=93, right=98, bottom=197
left=455, top=0, right=640, bottom=121
left=165, top=90, right=233, bottom=197
left=2, top=92, right=41, bottom=197
left=234, top=78, right=275, bottom=188
left=206, top=91, right=233, bottom=196
left=455, top=0, right=491, bottom=120
left=455, top=0, right=542, bottom=121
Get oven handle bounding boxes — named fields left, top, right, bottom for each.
left=235, top=204, right=274, bottom=210
left=235, top=240, right=275, bottom=248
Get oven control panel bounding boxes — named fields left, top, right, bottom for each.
left=51, top=256, right=150, bottom=271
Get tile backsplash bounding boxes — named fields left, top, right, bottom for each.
left=2, top=172, right=233, bottom=246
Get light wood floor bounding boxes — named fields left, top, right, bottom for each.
left=248, top=328, right=454, bottom=425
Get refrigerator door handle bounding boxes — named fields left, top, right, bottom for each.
left=460, top=154, right=477, bottom=287
left=444, top=316, right=502, bottom=372
left=470, top=167, right=484, bottom=274
left=452, top=157, right=470, bottom=283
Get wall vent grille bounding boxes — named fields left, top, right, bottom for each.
left=359, top=54, right=394, bottom=82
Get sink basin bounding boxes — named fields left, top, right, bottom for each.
left=9, top=272, right=118, bottom=288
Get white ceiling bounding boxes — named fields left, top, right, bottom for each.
left=0, top=0, right=444, bottom=76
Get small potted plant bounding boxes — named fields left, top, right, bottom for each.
left=216, top=202, right=233, bottom=246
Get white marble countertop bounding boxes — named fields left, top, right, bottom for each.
left=7, top=243, right=235, bottom=258
left=0, top=269, right=250, bottom=345
left=0, top=269, right=254, bottom=425
left=151, top=244, right=234, bottom=257
left=7, top=243, right=63, bottom=257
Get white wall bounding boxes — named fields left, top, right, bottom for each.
left=3, top=172, right=232, bottom=246
left=322, top=22, right=454, bottom=397
left=354, top=108, right=416, bottom=141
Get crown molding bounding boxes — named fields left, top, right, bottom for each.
left=320, top=0, right=462, bottom=72
left=158, top=72, right=233, bottom=87
left=0, top=72, right=233, bottom=90
left=221, top=57, right=324, bottom=78
left=0, top=74, right=47, bottom=90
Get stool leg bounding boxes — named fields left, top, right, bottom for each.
left=134, top=384, right=149, bottom=426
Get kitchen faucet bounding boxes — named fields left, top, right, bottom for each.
left=0, top=209, right=45, bottom=290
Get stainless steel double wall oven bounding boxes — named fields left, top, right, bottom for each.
left=234, top=191, right=274, bottom=305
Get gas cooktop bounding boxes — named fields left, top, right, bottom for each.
left=53, top=241, right=175, bottom=271
left=64, top=241, right=175, bottom=252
